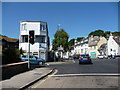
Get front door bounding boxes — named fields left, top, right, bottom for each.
left=39, top=51, right=45, bottom=59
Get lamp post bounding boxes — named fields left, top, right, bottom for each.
left=57, top=24, right=61, bottom=30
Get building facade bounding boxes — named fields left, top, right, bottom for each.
left=19, top=21, right=49, bottom=61
left=74, top=37, right=89, bottom=55
left=88, top=36, right=107, bottom=58
left=107, top=35, right=120, bottom=56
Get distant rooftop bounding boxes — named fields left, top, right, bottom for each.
left=0, top=36, right=19, bottom=42
left=113, top=36, right=120, bottom=45
left=20, top=20, right=47, bottom=23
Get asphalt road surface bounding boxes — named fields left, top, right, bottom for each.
left=30, top=59, right=119, bottom=88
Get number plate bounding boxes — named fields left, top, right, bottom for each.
left=83, top=58, right=87, bottom=60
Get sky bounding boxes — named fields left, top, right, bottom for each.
left=2, top=2, right=118, bottom=44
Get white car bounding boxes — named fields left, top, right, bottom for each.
left=98, top=55, right=104, bottom=59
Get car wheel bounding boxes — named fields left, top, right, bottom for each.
left=39, top=62, right=43, bottom=65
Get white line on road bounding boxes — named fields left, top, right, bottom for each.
left=49, top=73, right=120, bottom=77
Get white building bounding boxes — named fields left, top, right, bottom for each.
left=107, top=35, right=120, bottom=56
left=74, top=37, right=89, bottom=55
left=19, top=20, right=49, bottom=61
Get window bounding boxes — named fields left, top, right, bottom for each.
left=21, top=35, right=28, bottom=42
left=35, top=36, right=45, bottom=43
left=33, top=52, right=38, bottom=55
left=40, top=24, right=46, bottom=31
left=81, top=49, right=83, bottom=53
left=22, top=24, right=27, bottom=30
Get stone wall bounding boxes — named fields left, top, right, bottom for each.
left=1, top=62, right=28, bottom=80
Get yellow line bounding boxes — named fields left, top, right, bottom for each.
left=31, top=69, right=58, bottom=88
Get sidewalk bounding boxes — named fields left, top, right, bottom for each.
left=1, top=67, right=53, bottom=89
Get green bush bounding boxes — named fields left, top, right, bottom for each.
left=2, top=47, right=21, bottom=64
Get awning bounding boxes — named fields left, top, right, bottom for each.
left=76, top=53, right=80, bottom=55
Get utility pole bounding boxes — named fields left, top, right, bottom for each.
left=28, top=40, right=30, bottom=69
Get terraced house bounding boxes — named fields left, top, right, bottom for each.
left=88, top=36, right=107, bottom=58
left=74, top=37, right=89, bottom=55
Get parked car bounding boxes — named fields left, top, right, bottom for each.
left=98, top=55, right=104, bottom=59
left=108, top=55, right=116, bottom=59
left=79, top=54, right=92, bottom=64
left=104, top=55, right=108, bottom=59
left=73, top=54, right=80, bottom=59
left=20, top=55, right=46, bottom=66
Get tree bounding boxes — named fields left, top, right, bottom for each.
left=2, top=47, right=21, bottom=64
left=104, top=31, right=111, bottom=39
left=52, top=29, right=69, bottom=52
left=68, top=39, right=75, bottom=46
left=88, top=30, right=104, bottom=37
left=112, top=31, right=120, bottom=36
left=68, top=39, right=75, bottom=51
left=76, top=37, right=84, bottom=41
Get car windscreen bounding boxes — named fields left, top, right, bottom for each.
left=22, top=55, right=26, bottom=58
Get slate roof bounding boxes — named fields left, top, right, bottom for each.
left=88, top=37, right=100, bottom=47
left=113, top=36, right=120, bottom=45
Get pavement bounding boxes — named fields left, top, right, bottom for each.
left=1, top=67, right=54, bottom=89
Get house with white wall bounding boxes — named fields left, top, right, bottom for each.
left=107, top=35, right=120, bottom=56
left=74, top=37, right=89, bottom=55
left=19, top=20, right=49, bottom=61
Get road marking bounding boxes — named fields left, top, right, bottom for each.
left=49, top=73, right=120, bottom=77
left=31, top=69, right=58, bottom=88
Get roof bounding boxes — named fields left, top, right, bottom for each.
left=99, top=43, right=107, bottom=49
left=0, top=36, right=19, bottom=42
left=88, top=37, right=100, bottom=47
left=20, top=20, right=47, bottom=23
left=113, top=36, right=120, bottom=45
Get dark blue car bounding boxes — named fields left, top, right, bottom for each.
left=79, top=54, right=92, bottom=64
left=21, top=55, right=46, bottom=66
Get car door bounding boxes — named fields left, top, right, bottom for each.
left=29, top=55, right=37, bottom=64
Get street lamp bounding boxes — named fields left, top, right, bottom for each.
left=57, top=24, right=61, bottom=30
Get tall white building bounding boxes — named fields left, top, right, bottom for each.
left=19, top=20, right=49, bottom=61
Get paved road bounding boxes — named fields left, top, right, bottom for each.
left=30, top=59, right=119, bottom=88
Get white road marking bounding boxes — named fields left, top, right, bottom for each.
left=49, top=73, right=120, bottom=77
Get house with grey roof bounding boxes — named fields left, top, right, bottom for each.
left=88, top=36, right=107, bottom=58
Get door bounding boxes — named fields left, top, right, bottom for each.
left=39, top=51, right=45, bottom=59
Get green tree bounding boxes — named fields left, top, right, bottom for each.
left=2, top=47, right=21, bottom=64
left=68, top=39, right=75, bottom=46
left=104, top=31, right=111, bottom=39
left=68, top=39, right=75, bottom=51
left=88, top=30, right=104, bottom=37
left=52, top=29, right=69, bottom=52
left=77, top=37, right=84, bottom=41
left=112, top=31, right=120, bottom=36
